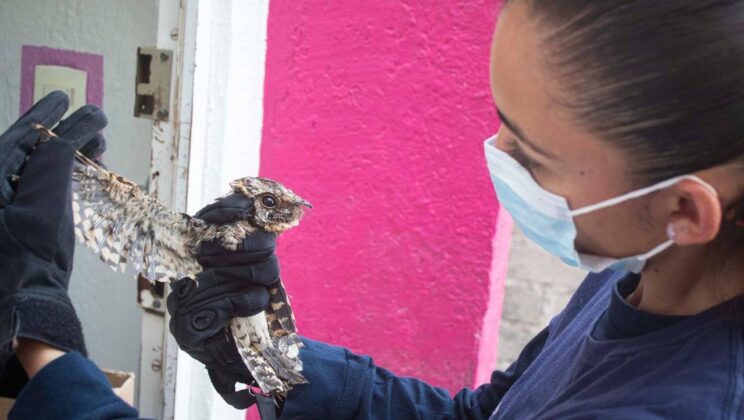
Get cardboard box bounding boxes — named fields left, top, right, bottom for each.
left=102, top=368, right=136, bottom=406
left=0, top=368, right=135, bottom=418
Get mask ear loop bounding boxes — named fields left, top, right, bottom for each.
left=568, top=175, right=718, bottom=217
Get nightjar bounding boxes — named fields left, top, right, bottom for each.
left=35, top=124, right=310, bottom=398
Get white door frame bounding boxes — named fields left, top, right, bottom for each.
left=145, top=0, right=270, bottom=418
left=140, top=0, right=196, bottom=418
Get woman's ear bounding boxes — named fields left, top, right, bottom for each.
left=663, top=178, right=722, bottom=245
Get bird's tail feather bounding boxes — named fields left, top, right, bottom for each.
left=261, top=335, right=308, bottom=386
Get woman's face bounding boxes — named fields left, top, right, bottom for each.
left=489, top=1, right=672, bottom=259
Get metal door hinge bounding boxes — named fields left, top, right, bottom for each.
left=134, top=47, right=173, bottom=121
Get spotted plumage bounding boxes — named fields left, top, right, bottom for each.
left=35, top=125, right=310, bottom=398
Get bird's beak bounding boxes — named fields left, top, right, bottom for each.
left=298, top=199, right=313, bottom=209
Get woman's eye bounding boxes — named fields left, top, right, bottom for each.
left=261, top=195, right=277, bottom=208
left=505, top=137, right=540, bottom=171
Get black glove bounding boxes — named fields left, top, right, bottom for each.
left=0, top=91, right=108, bottom=397
left=0, top=90, right=106, bottom=206
left=167, top=192, right=281, bottom=409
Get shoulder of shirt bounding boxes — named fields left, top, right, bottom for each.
left=547, top=270, right=621, bottom=332
left=544, top=318, right=744, bottom=419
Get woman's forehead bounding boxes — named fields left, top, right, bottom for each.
left=490, top=2, right=558, bottom=150
left=489, top=2, right=630, bottom=191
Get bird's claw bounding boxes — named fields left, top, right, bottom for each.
left=31, top=123, right=57, bottom=143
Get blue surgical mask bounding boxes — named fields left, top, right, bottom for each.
left=484, top=135, right=717, bottom=273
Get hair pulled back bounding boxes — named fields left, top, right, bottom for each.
left=507, top=0, right=744, bottom=255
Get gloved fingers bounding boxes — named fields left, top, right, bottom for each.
left=167, top=315, right=190, bottom=349
left=168, top=272, right=271, bottom=313
left=11, top=91, right=69, bottom=145
left=166, top=278, right=257, bottom=395
left=10, top=91, right=70, bottom=156
left=208, top=368, right=259, bottom=412
left=237, top=232, right=277, bottom=255
left=207, top=366, right=243, bottom=395
left=183, top=332, right=252, bottom=383
left=167, top=277, right=202, bottom=315
left=178, top=276, right=272, bottom=313
left=52, top=105, right=108, bottom=157
left=197, top=258, right=280, bottom=288
left=207, top=366, right=256, bottom=401
left=166, top=277, right=189, bottom=306
left=77, top=133, right=107, bottom=162
left=195, top=192, right=255, bottom=224
left=205, top=332, right=251, bottom=376
left=229, top=289, right=272, bottom=317
left=197, top=232, right=277, bottom=267
left=168, top=284, right=269, bottom=350
left=166, top=277, right=190, bottom=318
left=0, top=91, right=70, bottom=206
left=10, top=139, right=76, bottom=218
left=224, top=255, right=280, bottom=287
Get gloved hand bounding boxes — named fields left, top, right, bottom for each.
left=0, top=90, right=107, bottom=206
left=0, top=91, right=108, bottom=397
left=168, top=192, right=281, bottom=409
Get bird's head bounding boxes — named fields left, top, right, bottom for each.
left=230, top=177, right=312, bottom=233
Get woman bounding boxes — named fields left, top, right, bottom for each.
left=3, top=1, right=743, bottom=418
left=275, top=1, right=744, bottom=417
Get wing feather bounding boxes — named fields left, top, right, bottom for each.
left=265, top=281, right=306, bottom=383
left=71, top=153, right=204, bottom=282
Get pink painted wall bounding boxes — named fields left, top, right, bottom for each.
left=260, top=0, right=507, bottom=394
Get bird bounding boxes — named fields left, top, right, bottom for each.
left=32, top=123, right=311, bottom=399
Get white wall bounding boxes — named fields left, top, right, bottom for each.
left=497, top=229, right=585, bottom=370
left=176, top=0, right=270, bottom=419
left=0, top=0, right=158, bottom=399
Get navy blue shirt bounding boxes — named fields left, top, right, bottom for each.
left=282, top=270, right=744, bottom=419
left=12, top=270, right=744, bottom=419
left=9, top=352, right=139, bottom=419
left=490, top=270, right=744, bottom=419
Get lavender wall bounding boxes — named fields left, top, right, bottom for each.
left=259, top=0, right=508, bottom=392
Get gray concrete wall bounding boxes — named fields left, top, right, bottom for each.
left=497, top=228, right=586, bottom=370
left=0, top=0, right=157, bottom=379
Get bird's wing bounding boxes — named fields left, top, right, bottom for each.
left=231, top=314, right=290, bottom=394
left=231, top=307, right=308, bottom=397
left=71, top=152, right=205, bottom=282
left=267, top=281, right=305, bottom=358
left=262, top=280, right=307, bottom=387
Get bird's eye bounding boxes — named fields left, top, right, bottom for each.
left=261, top=194, right=277, bottom=208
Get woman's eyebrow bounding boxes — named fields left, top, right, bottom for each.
left=496, top=108, right=557, bottom=159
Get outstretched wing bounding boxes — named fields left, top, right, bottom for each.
left=71, top=153, right=205, bottom=282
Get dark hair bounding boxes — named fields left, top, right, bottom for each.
left=508, top=0, right=744, bottom=254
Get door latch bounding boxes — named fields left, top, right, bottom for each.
left=134, top=47, right=173, bottom=121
